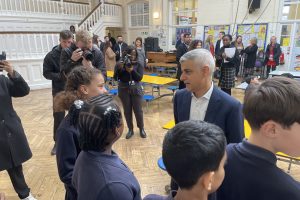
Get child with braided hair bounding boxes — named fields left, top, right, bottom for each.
left=54, top=66, right=107, bottom=200
left=72, top=94, right=142, bottom=200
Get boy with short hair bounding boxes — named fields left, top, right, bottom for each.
left=144, top=120, right=227, bottom=200
left=217, top=76, right=300, bottom=200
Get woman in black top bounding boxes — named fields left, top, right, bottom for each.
left=113, top=45, right=146, bottom=139
left=217, top=34, right=239, bottom=95
left=243, top=37, right=258, bottom=77
left=0, top=61, right=36, bottom=200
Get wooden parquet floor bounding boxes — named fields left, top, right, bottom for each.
left=1, top=85, right=300, bottom=200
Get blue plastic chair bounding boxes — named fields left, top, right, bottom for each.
left=168, top=85, right=178, bottom=93
left=109, top=89, right=118, bottom=95
left=158, top=157, right=166, bottom=171
left=143, top=95, right=154, bottom=110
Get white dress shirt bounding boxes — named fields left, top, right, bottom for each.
left=189, top=83, right=214, bottom=121
left=220, top=40, right=224, bottom=49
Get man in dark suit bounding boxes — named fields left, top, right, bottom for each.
left=114, top=35, right=128, bottom=62
left=176, top=33, right=191, bottom=89
left=175, top=33, right=185, bottom=49
left=172, top=49, right=244, bottom=197
left=215, top=31, right=225, bottom=67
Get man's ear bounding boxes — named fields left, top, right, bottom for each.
left=202, top=171, right=215, bottom=191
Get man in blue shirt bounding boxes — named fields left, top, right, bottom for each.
left=217, top=76, right=300, bottom=200
left=144, top=120, right=227, bottom=200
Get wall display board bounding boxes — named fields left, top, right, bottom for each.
left=203, top=25, right=230, bottom=44
left=237, top=23, right=268, bottom=51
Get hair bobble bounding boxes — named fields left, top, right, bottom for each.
left=104, top=106, right=117, bottom=115
left=74, top=100, right=84, bottom=109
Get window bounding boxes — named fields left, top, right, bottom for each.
left=282, top=0, right=300, bottom=20
left=172, top=0, right=197, bottom=25
left=129, top=2, right=149, bottom=27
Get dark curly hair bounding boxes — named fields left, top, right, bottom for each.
left=75, top=94, right=122, bottom=152
left=54, top=66, right=103, bottom=112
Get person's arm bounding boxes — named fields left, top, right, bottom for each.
left=1, top=61, right=30, bottom=97
left=176, top=45, right=184, bottom=62
left=98, top=182, right=141, bottom=200
left=106, top=48, right=116, bottom=59
left=56, top=126, right=78, bottom=188
left=225, top=102, right=244, bottom=143
left=43, top=52, right=61, bottom=81
left=93, top=49, right=107, bottom=79
left=131, top=62, right=143, bottom=82
left=60, top=48, right=79, bottom=75
left=274, top=44, right=282, bottom=60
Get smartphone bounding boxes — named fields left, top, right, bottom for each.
left=0, top=51, right=6, bottom=72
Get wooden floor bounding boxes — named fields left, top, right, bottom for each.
left=1, top=84, right=300, bottom=200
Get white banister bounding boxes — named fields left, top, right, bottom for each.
left=0, top=0, right=90, bottom=18
left=78, top=3, right=122, bottom=32
left=0, top=33, right=60, bottom=60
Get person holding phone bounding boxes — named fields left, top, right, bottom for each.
left=113, top=45, right=146, bottom=139
left=0, top=60, right=37, bottom=200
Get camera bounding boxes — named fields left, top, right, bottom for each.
left=122, top=54, right=132, bottom=68
left=0, top=51, right=6, bottom=72
left=81, top=49, right=93, bottom=61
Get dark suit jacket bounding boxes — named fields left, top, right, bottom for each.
left=173, top=87, right=244, bottom=144
left=175, top=39, right=183, bottom=49
left=0, top=72, right=32, bottom=170
left=215, top=39, right=222, bottom=56
left=114, top=42, right=128, bottom=61
left=176, top=43, right=188, bottom=80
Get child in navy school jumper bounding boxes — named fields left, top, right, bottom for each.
left=144, top=120, right=227, bottom=200
left=217, top=76, right=300, bottom=200
left=72, top=94, right=142, bottom=200
left=55, top=66, right=107, bottom=200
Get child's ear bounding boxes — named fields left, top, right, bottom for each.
left=202, top=171, right=215, bottom=191
left=260, top=120, right=279, bottom=138
left=79, top=85, right=89, bottom=95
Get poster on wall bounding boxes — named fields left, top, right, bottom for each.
left=203, top=25, right=230, bottom=45
left=237, top=23, right=268, bottom=51
left=175, top=27, right=192, bottom=42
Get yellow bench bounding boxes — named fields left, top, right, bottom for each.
left=163, top=119, right=300, bottom=172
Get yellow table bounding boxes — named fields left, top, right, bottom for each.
left=163, top=119, right=300, bottom=171
left=107, top=70, right=177, bottom=85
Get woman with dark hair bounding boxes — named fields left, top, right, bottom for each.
left=72, top=94, right=142, bottom=200
left=55, top=66, right=107, bottom=200
left=217, top=34, right=239, bottom=95
left=113, top=45, right=146, bottom=139
left=0, top=61, right=36, bottom=200
left=188, top=39, right=203, bottom=51
left=104, top=41, right=116, bottom=71
left=135, top=37, right=147, bottom=68
left=92, top=34, right=101, bottom=49
left=232, top=35, right=244, bottom=77
left=243, top=37, right=258, bottom=77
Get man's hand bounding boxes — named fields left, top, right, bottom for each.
left=0, top=61, right=14, bottom=76
left=71, top=48, right=83, bottom=62
left=82, top=57, right=93, bottom=68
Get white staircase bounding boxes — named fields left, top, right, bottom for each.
left=78, top=3, right=123, bottom=39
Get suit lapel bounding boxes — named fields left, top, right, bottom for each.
left=204, top=87, right=221, bottom=123
left=181, top=90, right=192, bottom=121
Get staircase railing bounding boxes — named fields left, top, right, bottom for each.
left=0, top=0, right=90, bottom=18
left=78, top=3, right=122, bottom=31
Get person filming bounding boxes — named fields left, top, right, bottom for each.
left=113, top=46, right=146, bottom=139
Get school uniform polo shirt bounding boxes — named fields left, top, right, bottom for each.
left=217, top=139, right=300, bottom=200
